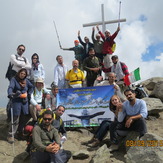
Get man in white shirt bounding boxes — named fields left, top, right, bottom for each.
left=9, top=44, right=31, bottom=80
left=54, top=55, right=68, bottom=89
left=30, top=78, right=50, bottom=122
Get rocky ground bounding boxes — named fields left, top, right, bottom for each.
left=0, top=108, right=163, bottom=163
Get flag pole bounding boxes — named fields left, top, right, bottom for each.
left=118, top=1, right=122, bottom=28
left=53, top=20, right=62, bottom=49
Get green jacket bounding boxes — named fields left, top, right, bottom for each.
left=32, top=124, right=60, bottom=152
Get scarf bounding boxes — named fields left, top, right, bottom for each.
left=32, top=61, right=40, bottom=70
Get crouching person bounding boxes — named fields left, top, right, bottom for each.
left=109, top=89, right=148, bottom=151
left=31, top=110, right=65, bottom=163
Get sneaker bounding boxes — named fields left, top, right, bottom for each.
left=109, top=144, right=119, bottom=152
left=7, top=136, right=14, bottom=144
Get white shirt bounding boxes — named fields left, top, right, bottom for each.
left=54, top=63, right=68, bottom=89
left=30, top=63, right=45, bottom=82
left=10, top=54, right=31, bottom=72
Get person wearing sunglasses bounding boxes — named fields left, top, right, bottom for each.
left=31, top=110, right=66, bottom=163
left=9, top=44, right=31, bottom=80
left=29, top=53, right=45, bottom=84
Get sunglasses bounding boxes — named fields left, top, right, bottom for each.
left=19, top=48, right=25, bottom=52
left=43, top=118, right=52, bottom=121
left=32, top=57, right=38, bottom=59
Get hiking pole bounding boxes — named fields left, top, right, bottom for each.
left=11, top=106, right=15, bottom=156
left=53, top=20, right=62, bottom=49
left=118, top=1, right=122, bottom=28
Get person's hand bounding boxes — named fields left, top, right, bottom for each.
left=125, top=117, right=133, bottom=128
left=90, top=67, right=100, bottom=72
left=19, top=92, right=27, bottom=98
left=51, top=142, right=60, bottom=153
left=117, top=26, right=120, bottom=32
left=78, top=30, right=80, bottom=36
left=35, top=104, right=41, bottom=111
left=61, top=136, right=67, bottom=143
left=116, top=103, right=123, bottom=112
left=96, top=25, right=100, bottom=31
left=96, top=76, right=103, bottom=81
left=114, top=85, right=119, bottom=90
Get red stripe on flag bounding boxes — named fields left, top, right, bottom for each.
left=124, top=74, right=131, bottom=86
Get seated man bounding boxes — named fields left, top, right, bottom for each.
left=30, top=78, right=50, bottom=122
left=38, top=105, right=67, bottom=147
left=94, top=72, right=125, bottom=102
left=31, top=110, right=64, bottom=163
left=45, top=84, right=59, bottom=111
left=109, top=89, right=148, bottom=151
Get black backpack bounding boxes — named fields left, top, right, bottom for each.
left=5, top=55, right=26, bottom=81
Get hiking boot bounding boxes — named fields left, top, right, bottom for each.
left=89, top=139, right=100, bottom=148
left=109, top=144, right=119, bottom=152
left=81, top=138, right=96, bottom=145
left=7, top=136, right=14, bottom=144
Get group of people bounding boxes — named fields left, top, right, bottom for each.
left=5, top=23, right=148, bottom=162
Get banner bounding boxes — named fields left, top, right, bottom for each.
left=57, top=85, right=115, bottom=127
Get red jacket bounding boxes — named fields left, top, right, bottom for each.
left=99, top=31, right=118, bottom=54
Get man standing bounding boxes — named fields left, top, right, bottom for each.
left=102, top=55, right=129, bottom=82
left=61, top=40, right=84, bottom=70
left=31, top=110, right=64, bottom=163
left=109, top=89, right=148, bottom=151
left=7, top=44, right=31, bottom=80
left=54, top=55, right=68, bottom=89
left=91, top=27, right=104, bottom=62
left=66, top=60, right=85, bottom=88
left=96, top=25, right=120, bottom=68
left=83, top=48, right=101, bottom=87
left=78, top=30, right=94, bottom=60
left=30, top=78, right=50, bottom=122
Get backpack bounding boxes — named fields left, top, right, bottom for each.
left=111, top=41, right=116, bottom=53
left=5, top=55, right=27, bottom=80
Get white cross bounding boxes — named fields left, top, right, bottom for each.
left=83, top=4, right=126, bottom=33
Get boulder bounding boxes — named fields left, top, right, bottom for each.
left=140, top=77, right=163, bottom=97
left=143, top=97, right=163, bottom=115
left=125, top=133, right=163, bottom=163
left=90, top=144, right=111, bottom=163
left=150, top=81, right=163, bottom=102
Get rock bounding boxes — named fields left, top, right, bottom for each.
left=125, top=133, right=163, bottom=163
left=143, top=97, right=163, bottom=115
left=72, top=150, right=89, bottom=159
left=90, top=144, right=111, bottom=163
left=140, top=77, right=163, bottom=98
left=150, top=81, right=163, bottom=102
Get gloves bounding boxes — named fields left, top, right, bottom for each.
left=60, top=136, right=67, bottom=144
left=8, top=94, right=14, bottom=99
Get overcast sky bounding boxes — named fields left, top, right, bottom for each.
left=0, top=0, right=163, bottom=107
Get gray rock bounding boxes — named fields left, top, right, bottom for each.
left=125, top=133, right=163, bottom=163
left=90, top=144, right=111, bottom=163
left=143, top=97, right=163, bottom=114
left=72, top=150, right=89, bottom=159
left=151, top=81, right=163, bottom=102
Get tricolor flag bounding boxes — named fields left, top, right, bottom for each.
left=124, top=68, right=141, bottom=86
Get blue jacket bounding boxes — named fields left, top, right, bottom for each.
left=8, top=77, right=34, bottom=116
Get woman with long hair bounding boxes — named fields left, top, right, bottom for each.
left=7, top=68, right=34, bottom=143
left=82, top=95, right=123, bottom=147
left=30, top=53, right=45, bottom=84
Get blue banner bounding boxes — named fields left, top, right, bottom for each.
left=57, top=85, right=115, bottom=127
